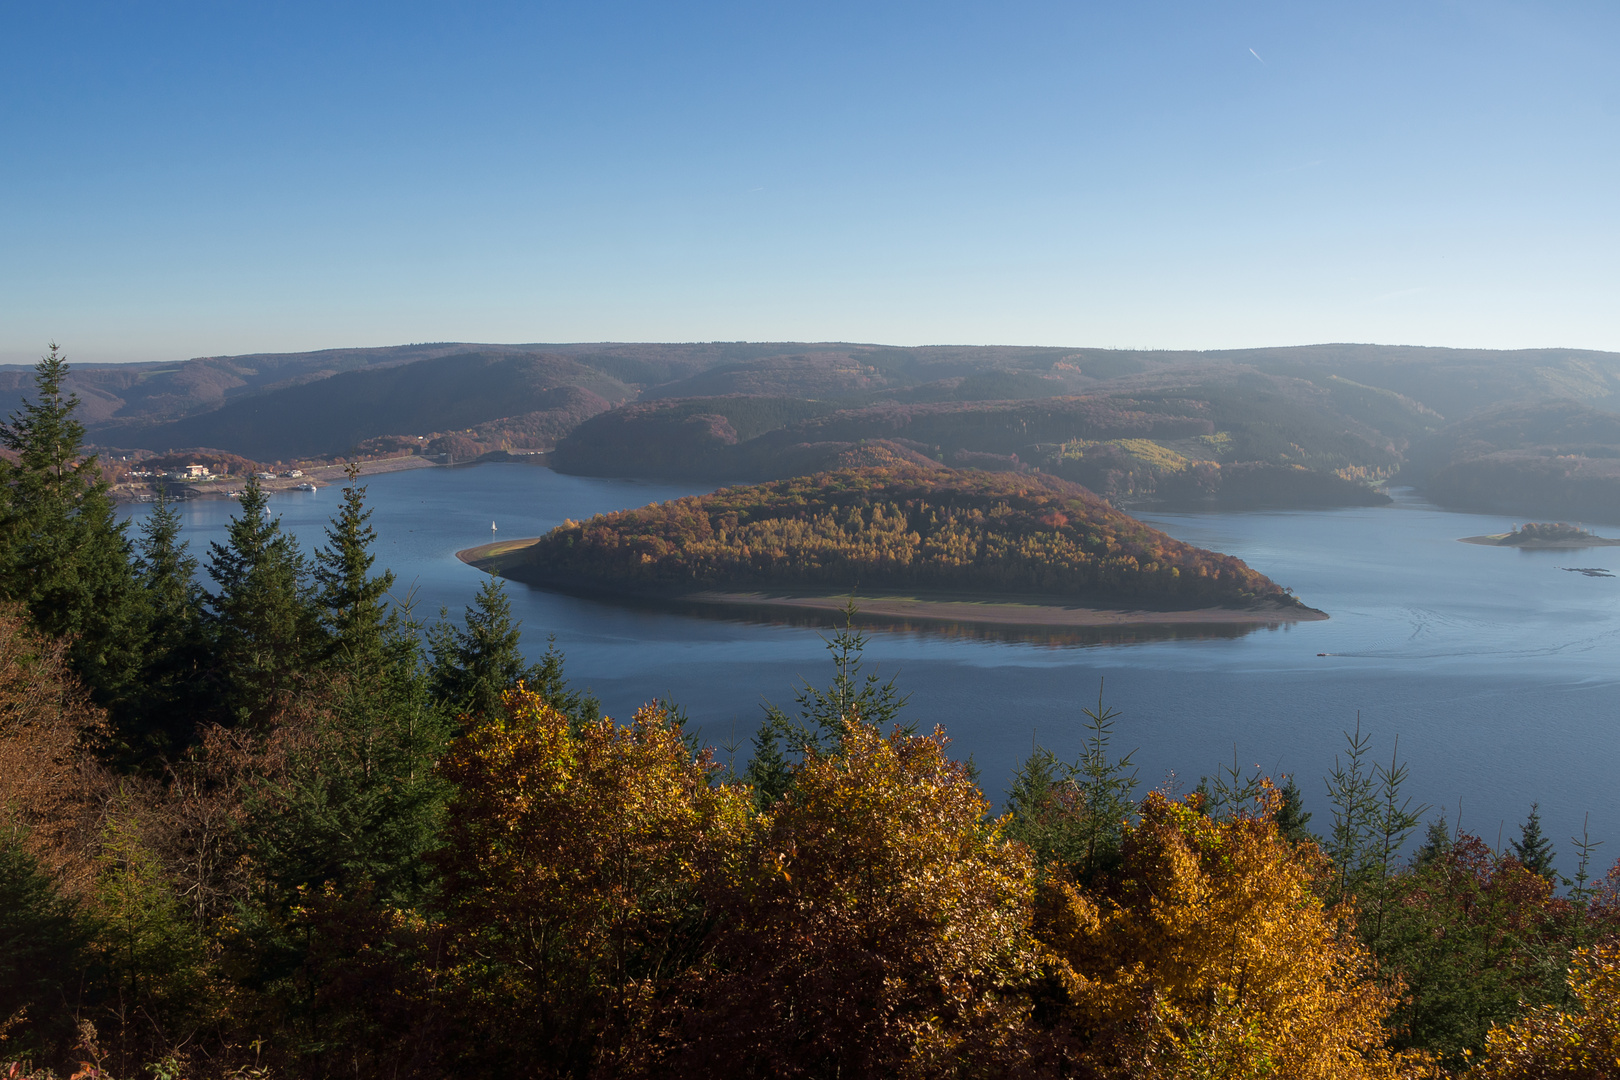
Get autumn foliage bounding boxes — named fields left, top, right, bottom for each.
left=1038, top=789, right=1414, bottom=1079
left=7, top=350, right=1620, bottom=1079
left=521, top=466, right=1303, bottom=609
left=659, top=716, right=1039, bottom=1079
left=433, top=691, right=751, bottom=1076
left=1469, top=942, right=1620, bottom=1079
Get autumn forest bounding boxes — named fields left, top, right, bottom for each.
left=3, top=350, right=1619, bottom=1080
left=516, top=464, right=1304, bottom=610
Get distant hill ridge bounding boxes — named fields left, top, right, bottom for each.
left=31, top=339, right=1620, bottom=517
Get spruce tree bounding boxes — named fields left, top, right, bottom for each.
left=123, top=486, right=211, bottom=760
left=1272, top=777, right=1317, bottom=845
left=743, top=713, right=794, bottom=811
left=428, top=575, right=598, bottom=725
left=1510, top=803, right=1556, bottom=880
left=314, top=464, right=396, bottom=668
left=1003, top=746, right=1088, bottom=873
left=206, top=476, right=321, bottom=728
left=0, top=344, right=144, bottom=712
left=760, top=599, right=910, bottom=758
left=1411, top=815, right=1452, bottom=868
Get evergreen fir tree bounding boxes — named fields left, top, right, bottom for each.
left=123, top=486, right=211, bottom=761
left=1411, top=815, right=1452, bottom=868
left=428, top=575, right=599, bottom=726
left=761, top=599, right=911, bottom=757
left=1272, top=776, right=1317, bottom=845
left=206, top=476, right=321, bottom=728
left=0, top=344, right=145, bottom=713
left=1003, top=746, right=1088, bottom=873
left=743, top=713, right=794, bottom=811
left=248, top=652, right=451, bottom=908
left=1510, top=802, right=1556, bottom=880
left=0, top=838, right=88, bottom=1059
left=314, top=464, right=396, bottom=668
left=528, top=635, right=601, bottom=727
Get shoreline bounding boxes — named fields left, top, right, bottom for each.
left=1458, top=533, right=1620, bottom=549
left=111, top=453, right=441, bottom=503
left=456, top=537, right=1328, bottom=630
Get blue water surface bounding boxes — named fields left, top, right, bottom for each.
left=122, top=466, right=1620, bottom=875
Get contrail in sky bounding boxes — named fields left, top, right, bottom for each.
left=1249, top=47, right=1265, bottom=63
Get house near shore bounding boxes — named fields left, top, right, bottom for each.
left=172, top=464, right=212, bottom=480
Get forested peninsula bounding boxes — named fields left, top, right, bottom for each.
left=498, top=465, right=1319, bottom=620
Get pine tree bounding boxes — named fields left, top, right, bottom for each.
left=428, top=575, right=599, bottom=726
left=1510, top=803, right=1556, bottom=880
left=743, top=713, right=794, bottom=811
left=1272, top=776, right=1316, bottom=845
left=761, top=599, right=910, bottom=758
left=0, top=344, right=145, bottom=713
left=122, top=486, right=211, bottom=761
left=314, top=464, right=396, bottom=668
left=1411, top=815, right=1452, bottom=868
left=206, top=476, right=321, bottom=728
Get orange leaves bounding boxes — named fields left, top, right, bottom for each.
left=1039, top=790, right=1418, bottom=1080
left=1467, top=942, right=1620, bottom=1079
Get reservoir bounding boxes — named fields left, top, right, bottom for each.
left=123, top=463, right=1620, bottom=875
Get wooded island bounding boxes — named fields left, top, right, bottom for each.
left=476, top=466, right=1322, bottom=625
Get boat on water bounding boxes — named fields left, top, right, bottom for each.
left=295, top=482, right=316, bottom=492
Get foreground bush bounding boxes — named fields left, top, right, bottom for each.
left=1468, top=942, right=1620, bottom=1079
left=1038, top=788, right=1423, bottom=1080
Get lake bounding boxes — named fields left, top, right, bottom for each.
left=122, top=464, right=1620, bottom=876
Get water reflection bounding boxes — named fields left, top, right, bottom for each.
left=543, top=588, right=1281, bottom=647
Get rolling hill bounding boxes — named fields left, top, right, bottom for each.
left=34, top=338, right=1620, bottom=515
left=89, top=351, right=636, bottom=461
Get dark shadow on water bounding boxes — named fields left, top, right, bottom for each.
left=520, top=584, right=1282, bottom=648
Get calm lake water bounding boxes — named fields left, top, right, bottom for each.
left=122, top=464, right=1620, bottom=874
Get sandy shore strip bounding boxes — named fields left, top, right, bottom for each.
left=1458, top=533, right=1620, bottom=548
left=456, top=538, right=1326, bottom=628
left=458, top=537, right=544, bottom=575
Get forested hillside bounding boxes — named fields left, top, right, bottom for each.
left=519, top=465, right=1310, bottom=609
left=3, top=349, right=1620, bottom=1077
left=87, top=351, right=636, bottom=460
left=1402, top=401, right=1620, bottom=520
left=61, top=339, right=1620, bottom=516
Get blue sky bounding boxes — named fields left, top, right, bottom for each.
left=2, top=1, right=1616, bottom=363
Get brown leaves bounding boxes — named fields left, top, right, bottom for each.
left=0, top=605, right=114, bottom=899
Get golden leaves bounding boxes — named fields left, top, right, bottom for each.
left=1039, top=790, right=1420, bottom=1080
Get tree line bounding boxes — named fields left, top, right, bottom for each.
left=1, top=346, right=1617, bottom=1079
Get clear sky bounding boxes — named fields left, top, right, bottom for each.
left=3, top=1, right=1616, bottom=363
